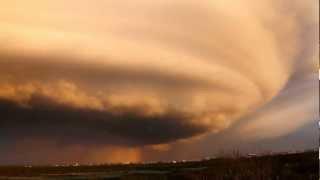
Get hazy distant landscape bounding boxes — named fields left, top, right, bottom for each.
left=0, top=150, right=317, bottom=180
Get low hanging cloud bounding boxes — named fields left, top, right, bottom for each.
left=0, top=0, right=317, bottom=164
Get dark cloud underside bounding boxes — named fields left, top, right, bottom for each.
left=0, top=96, right=208, bottom=146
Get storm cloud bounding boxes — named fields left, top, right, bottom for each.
left=0, top=0, right=317, bottom=164
left=0, top=96, right=208, bottom=146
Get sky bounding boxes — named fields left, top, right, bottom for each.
left=0, top=0, right=318, bottom=165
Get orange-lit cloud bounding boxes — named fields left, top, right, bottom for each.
left=0, top=0, right=317, bottom=164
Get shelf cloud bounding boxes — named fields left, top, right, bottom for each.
left=0, top=0, right=317, bottom=164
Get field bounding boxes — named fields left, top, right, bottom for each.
left=0, top=151, right=317, bottom=180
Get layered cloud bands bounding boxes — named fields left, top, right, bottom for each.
left=0, top=0, right=317, bottom=150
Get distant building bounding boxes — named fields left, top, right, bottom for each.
left=247, top=153, right=257, bottom=158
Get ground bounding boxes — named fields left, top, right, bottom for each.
left=0, top=150, right=317, bottom=180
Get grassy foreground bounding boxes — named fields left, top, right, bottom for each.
left=0, top=150, right=317, bottom=180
